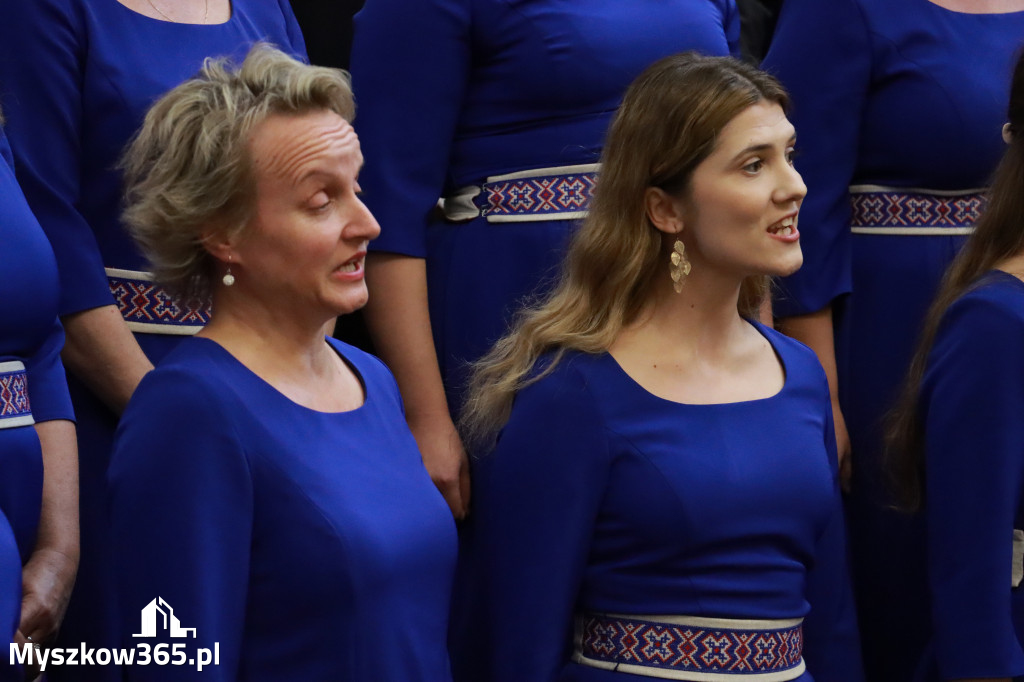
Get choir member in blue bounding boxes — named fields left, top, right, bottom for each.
left=886, top=48, right=1024, bottom=682
left=0, top=0, right=305, bottom=672
left=349, top=0, right=742, bottom=520
left=453, top=53, right=863, bottom=682
left=108, top=45, right=456, bottom=681
left=761, top=2, right=1024, bottom=679
left=0, top=123, right=78, bottom=675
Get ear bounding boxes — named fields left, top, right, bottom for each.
left=644, top=186, right=685, bottom=236
left=200, top=227, right=236, bottom=263
left=1003, top=122, right=1014, bottom=145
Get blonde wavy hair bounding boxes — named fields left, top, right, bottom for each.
left=459, top=52, right=790, bottom=451
left=121, top=43, right=354, bottom=302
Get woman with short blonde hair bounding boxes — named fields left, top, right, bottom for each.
left=110, top=45, right=457, bottom=682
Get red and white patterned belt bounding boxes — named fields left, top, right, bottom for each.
left=573, top=612, right=805, bottom=681
left=106, top=268, right=211, bottom=335
left=443, top=163, right=600, bottom=223
left=0, top=361, right=33, bottom=429
left=849, top=185, right=987, bottom=236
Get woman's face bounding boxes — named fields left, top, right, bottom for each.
left=233, top=109, right=380, bottom=321
left=679, top=101, right=806, bottom=281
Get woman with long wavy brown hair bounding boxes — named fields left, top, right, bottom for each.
left=452, top=52, right=863, bottom=682
left=887, top=49, right=1024, bottom=682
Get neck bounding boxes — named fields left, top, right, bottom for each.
left=626, top=268, right=748, bottom=353
left=199, top=288, right=336, bottom=382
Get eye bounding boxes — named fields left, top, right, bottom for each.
left=742, top=159, right=764, bottom=174
left=308, top=191, right=331, bottom=212
left=786, top=147, right=800, bottom=165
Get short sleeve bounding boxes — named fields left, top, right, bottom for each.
left=275, top=0, right=309, bottom=59
left=761, top=0, right=872, bottom=315
left=802, top=369, right=865, bottom=681
left=109, top=368, right=253, bottom=681
left=451, top=359, right=611, bottom=682
left=23, top=319, right=74, bottom=424
left=921, top=295, right=1024, bottom=680
left=350, top=0, right=472, bottom=258
left=0, top=0, right=112, bottom=316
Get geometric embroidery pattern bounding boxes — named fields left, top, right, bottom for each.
left=479, top=171, right=598, bottom=218
left=0, top=367, right=31, bottom=420
left=850, top=189, right=987, bottom=229
left=108, top=274, right=211, bottom=329
left=578, top=614, right=803, bottom=675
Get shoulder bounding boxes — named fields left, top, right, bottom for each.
left=506, top=350, right=608, bottom=426
left=127, top=338, right=237, bottom=420
left=751, top=319, right=831, bottom=398
left=935, top=274, right=1024, bottom=357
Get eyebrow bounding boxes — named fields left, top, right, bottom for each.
left=293, top=158, right=365, bottom=188
left=731, top=135, right=797, bottom=162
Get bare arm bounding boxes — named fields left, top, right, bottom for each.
left=61, top=305, right=154, bottom=415
left=777, top=306, right=852, bottom=489
left=17, top=418, right=79, bottom=647
left=363, top=253, right=470, bottom=519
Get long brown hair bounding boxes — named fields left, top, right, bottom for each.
left=458, top=52, right=790, bottom=452
left=887, top=49, right=1024, bottom=511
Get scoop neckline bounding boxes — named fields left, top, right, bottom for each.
left=110, top=0, right=235, bottom=27
left=602, top=319, right=789, bottom=408
left=919, top=0, right=1024, bottom=16
left=191, top=336, right=370, bottom=415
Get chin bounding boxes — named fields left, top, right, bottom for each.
left=329, top=289, right=370, bottom=317
left=770, top=250, right=804, bottom=277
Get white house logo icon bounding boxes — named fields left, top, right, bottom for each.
left=133, top=597, right=197, bottom=638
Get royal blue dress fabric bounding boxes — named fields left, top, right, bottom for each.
left=913, top=271, right=1024, bottom=682
left=762, top=3, right=1024, bottom=679
left=0, top=2, right=306, bottom=674
left=453, top=321, right=863, bottom=682
left=109, top=336, right=457, bottom=681
left=350, top=0, right=739, bottom=409
left=0, top=128, right=73, bottom=677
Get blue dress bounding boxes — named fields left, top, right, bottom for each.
left=762, top=3, right=1024, bottom=679
left=109, top=337, right=457, bottom=681
left=350, top=0, right=739, bottom=409
left=914, top=271, right=1024, bottom=681
left=0, top=1, right=306, bottom=671
left=0, top=128, right=73, bottom=678
left=453, top=322, right=863, bottom=682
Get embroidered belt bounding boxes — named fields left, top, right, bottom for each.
left=442, top=163, right=600, bottom=223
left=849, top=185, right=987, bottom=236
left=0, top=361, right=34, bottom=429
left=106, top=268, right=211, bottom=335
left=573, top=613, right=806, bottom=681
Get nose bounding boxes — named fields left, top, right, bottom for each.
left=774, top=162, right=807, bottom=206
left=346, top=195, right=382, bottom=242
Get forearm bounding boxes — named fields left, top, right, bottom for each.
left=363, top=253, right=451, bottom=422
left=31, top=419, right=79, bottom=563
left=19, top=419, right=79, bottom=642
left=61, top=305, right=154, bottom=414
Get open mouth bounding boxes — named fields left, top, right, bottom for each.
left=767, top=216, right=796, bottom=237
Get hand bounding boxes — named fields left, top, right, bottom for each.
left=831, top=399, right=852, bottom=493
left=18, top=547, right=78, bottom=648
left=409, top=413, right=471, bottom=520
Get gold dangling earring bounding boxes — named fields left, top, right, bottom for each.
left=669, top=238, right=691, bottom=293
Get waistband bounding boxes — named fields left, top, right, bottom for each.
left=574, top=613, right=805, bottom=681
left=106, top=268, right=211, bottom=335
left=849, top=185, right=987, bottom=236
left=443, top=163, right=600, bottom=223
left=0, top=361, right=34, bottom=429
